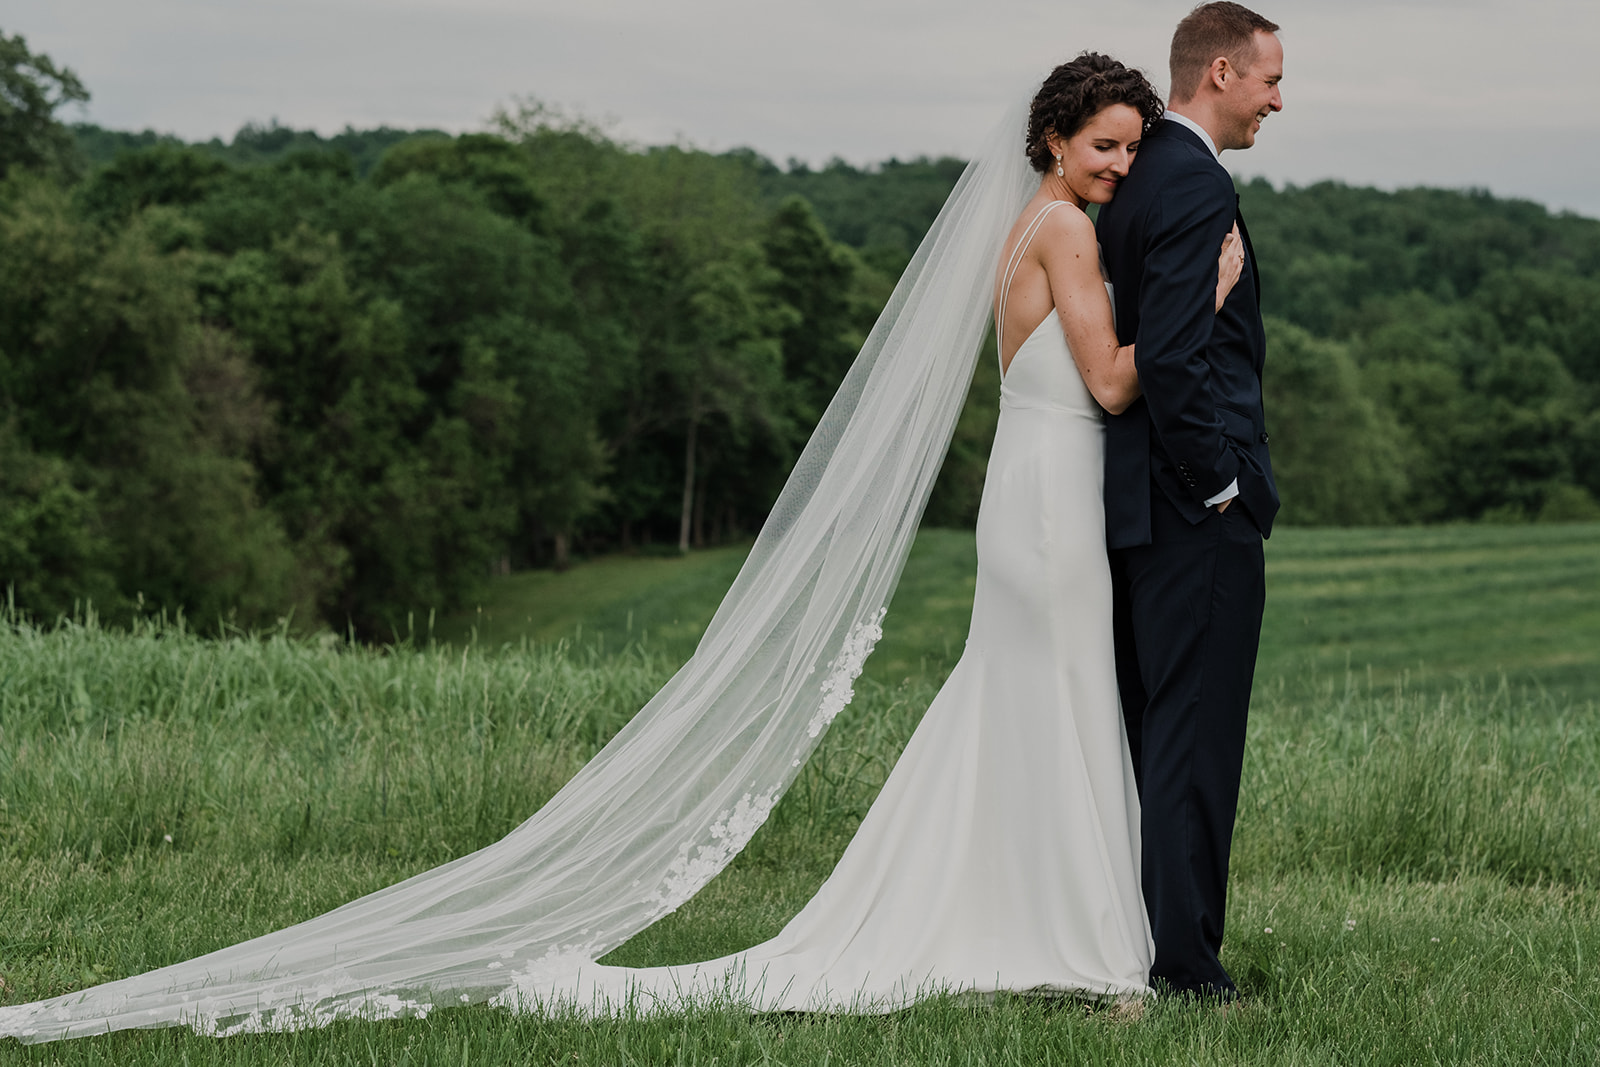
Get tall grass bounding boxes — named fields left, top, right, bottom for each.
left=1236, top=674, right=1600, bottom=887
left=2, top=525, right=1599, bottom=1062
left=0, top=616, right=667, bottom=871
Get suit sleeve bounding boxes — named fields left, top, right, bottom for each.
left=1131, top=167, right=1240, bottom=503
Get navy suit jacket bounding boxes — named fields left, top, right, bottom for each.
left=1095, top=119, right=1279, bottom=549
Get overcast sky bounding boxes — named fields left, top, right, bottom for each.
left=14, top=0, right=1600, bottom=217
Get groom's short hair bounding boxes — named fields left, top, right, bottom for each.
left=1169, top=2, right=1279, bottom=104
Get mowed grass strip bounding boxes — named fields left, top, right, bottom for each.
left=431, top=545, right=750, bottom=654
left=2, top=522, right=1599, bottom=1064
left=1260, top=523, right=1600, bottom=699
left=447, top=523, right=1600, bottom=701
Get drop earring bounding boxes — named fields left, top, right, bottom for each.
left=1054, top=154, right=1064, bottom=177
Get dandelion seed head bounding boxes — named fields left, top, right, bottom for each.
left=1344, top=919, right=1357, bottom=931
left=163, top=834, right=173, bottom=844
left=1263, top=927, right=1272, bottom=934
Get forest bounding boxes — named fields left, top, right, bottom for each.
left=3, top=30, right=1598, bottom=636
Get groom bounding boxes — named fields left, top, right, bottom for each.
left=1095, top=1, right=1283, bottom=1001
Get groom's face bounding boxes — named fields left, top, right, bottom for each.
left=1224, top=30, right=1284, bottom=150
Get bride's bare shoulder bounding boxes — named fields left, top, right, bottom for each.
left=1033, top=202, right=1098, bottom=262
left=1004, top=200, right=1094, bottom=256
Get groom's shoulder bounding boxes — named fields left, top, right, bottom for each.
left=1135, top=126, right=1227, bottom=181
left=1127, top=137, right=1232, bottom=205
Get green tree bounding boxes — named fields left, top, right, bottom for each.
left=0, top=31, right=88, bottom=177
left=0, top=175, right=314, bottom=626
left=754, top=154, right=968, bottom=269
left=668, top=247, right=795, bottom=552
left=1263, top=318, right=1409, bottom=525
left=1458, top=344, right=1584, bottom=518
left=923, top=340, right=1002, bottom=528
left=75, top=142, right=232, bottom=224
left=0, top=420, right=115, bottom=619
left=762, top=196, right=865, bottom=427
left=370, top=133, right=546, bottom=226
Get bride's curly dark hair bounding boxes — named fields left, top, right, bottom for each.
left=1026, top=53, right=1165, bottom=174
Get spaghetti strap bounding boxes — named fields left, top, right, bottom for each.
left=996, top=200, right=1071, bottom=355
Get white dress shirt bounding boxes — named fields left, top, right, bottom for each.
left=1163, top=111, right=1220, bottom=159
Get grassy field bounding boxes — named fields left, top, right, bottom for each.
left=2, top=523, right=1598, bottom=1064
left=443, top=523, right=1600, bottom=701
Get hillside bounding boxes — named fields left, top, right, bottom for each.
left=5, top=97, right=1596, bottom=635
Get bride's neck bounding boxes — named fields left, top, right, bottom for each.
left=1040, top=175, right=1088, bottom=210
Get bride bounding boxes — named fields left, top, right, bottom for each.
left=0, top=56, right=1242, bottom=1042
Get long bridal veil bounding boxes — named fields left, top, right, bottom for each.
left=0, top=95, right=1039, bottom=1044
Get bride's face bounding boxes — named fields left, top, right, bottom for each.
left=1050, top=103, right=1144, bottom=206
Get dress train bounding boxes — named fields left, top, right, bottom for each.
left=499, top=220, right=1153, bottom=1012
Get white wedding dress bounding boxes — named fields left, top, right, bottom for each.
left=500, top=202, right=1153, bottom=1014
left=0, top=106, right=1150, bottom=1045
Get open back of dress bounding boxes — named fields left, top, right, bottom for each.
left=499, top=204, right=1154, bottom=1013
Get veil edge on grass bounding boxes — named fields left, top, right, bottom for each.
left=0, top=91, right=1039, bottom=1044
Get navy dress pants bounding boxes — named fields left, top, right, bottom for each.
left=1110, top=489, right=1266, bottom=998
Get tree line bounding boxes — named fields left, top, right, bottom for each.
left=761, top=156, right=1600, bottom=529
left=2, top=31, right=1597, bottom=636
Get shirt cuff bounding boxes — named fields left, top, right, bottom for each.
left=1204, top=479, right=1239, bottom=508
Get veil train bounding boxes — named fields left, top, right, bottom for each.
left=0, top=95, right=1038, bottom=1044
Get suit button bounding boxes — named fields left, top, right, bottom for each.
left=1259, top=432, right=1270, bottom=444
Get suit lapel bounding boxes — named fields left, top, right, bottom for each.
left=1146, top=121, right=1267, bottom=379
left=1232, top=194, right=1266, bottom=376
left=1165, top=121, right=1260, bottom=306
left=1234, top=195, right=1260, bottom=306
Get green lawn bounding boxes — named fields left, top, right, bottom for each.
left=1258, top=522, right=1600, bottom=700
left=431, top=545, right=751, bottom=655
left=444, top=522, right=1600, bottom=702
left=2, top=522, right=1598, bottom=1064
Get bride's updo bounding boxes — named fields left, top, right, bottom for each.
left=1026, top=53, right=1165, bottom=174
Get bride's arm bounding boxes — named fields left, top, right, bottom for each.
left=1039, top=208, right=1140, bottom=415
left=1045, top=216, right=1249, bottom=415
left=1216, top=224, right=1244, bottom=312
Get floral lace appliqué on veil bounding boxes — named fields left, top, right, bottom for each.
left=188, top=989, right=435, bottom=1039
left=648, top=608, right=888, bottom=920
left=808, top=608, right=887, bottom=740
left=493, top=608, right=893, bottom=1010
left=649, top=788, right=781, bottom=920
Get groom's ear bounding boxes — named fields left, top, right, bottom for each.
left=1206, top=56, right=1234, bottom=94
